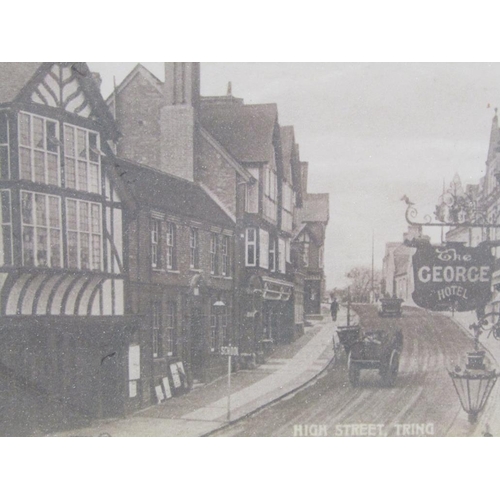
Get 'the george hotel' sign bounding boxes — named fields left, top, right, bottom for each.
left=411, top=241, right=493, bottom=312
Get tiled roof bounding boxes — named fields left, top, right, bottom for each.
left=300, top=193, right=330, bottom=223
left=0, top=62, right=43, bottom=104
left=114, top=159, right=234, bottom=228
left=199, top=102, right=278, bottom=163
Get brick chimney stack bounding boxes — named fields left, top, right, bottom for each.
left=160, top=63, right=201, bottom=181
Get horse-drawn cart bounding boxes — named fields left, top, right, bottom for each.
left=347, top=329, right=404, bottom=387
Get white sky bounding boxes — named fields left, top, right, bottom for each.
left=88, top=62, right=500, bottom=289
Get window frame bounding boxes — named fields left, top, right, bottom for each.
left=0, top=189, right=13, bottom=266
left=21, top=190, right=62, bottom=269
left=221, top=235, right=230, bottom=276
left=190, top=227, right=200, bottom=269
left=151, top=218, right=161, bottom=270
left=0, top=112, right=10, bottom=180
left=165, top=221, right=176, bottom=270
left=245, top=228, right=257, bottom=267
left=18, top=111, right=60, bottom=187
left=63, top=123, right=101, bottom=194
left=66, top=197, right=102, bottom=271
left=165, top=302, right=176, bottom=357
left=210, top=232, right=219, bottom=275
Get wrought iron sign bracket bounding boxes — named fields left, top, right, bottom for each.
left=402, top=196, right=500, bottom=229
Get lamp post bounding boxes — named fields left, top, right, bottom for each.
left=448, top=350, right=498, bottom=424
left=213, top=297, right=232, bottom=421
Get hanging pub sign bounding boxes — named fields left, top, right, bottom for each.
left=411, top=240, right=493, bottom=312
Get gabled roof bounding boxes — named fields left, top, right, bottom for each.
left=0, top=62, right=44, bottom=104
left=105, top=63, right=162, bottom=103
left=0, top=62, right=119, bottom=141
left=114, top=158, right=234, bottom=228
left=199, top=102, right=278, bottom=164
left=300, top=193, right=330, bottom=223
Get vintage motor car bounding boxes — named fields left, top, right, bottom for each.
left=347, top=329, right=403, bottom=387
left=378, top=297, right=404, bottom=318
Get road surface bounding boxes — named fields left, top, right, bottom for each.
left=212, top=305, right=486, bottom=437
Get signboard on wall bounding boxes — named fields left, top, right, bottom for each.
left=128, top=345, right=140, bottom=380
left=411, top=241, right=493, bottom=312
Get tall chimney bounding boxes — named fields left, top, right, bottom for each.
left=160, top=62, right=201, bottom=181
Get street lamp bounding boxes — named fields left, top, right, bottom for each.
left=448, top=350, right=498, bottom=424
left=213, top=296, right=233, bottom=421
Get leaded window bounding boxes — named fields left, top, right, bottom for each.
left=21, top=191, right=61, bottom=268
left=19, top=112, right=60, bottom=186
left=64, top=124, right=100, bottom=194
left=66, top=198, right=102, bottom=270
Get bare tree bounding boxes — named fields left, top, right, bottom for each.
left=346, top=266, right=381, bottom=303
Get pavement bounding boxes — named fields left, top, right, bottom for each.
left=441, top=309, right=500, bottom=436
left=53, top=307, right=350, bottom=437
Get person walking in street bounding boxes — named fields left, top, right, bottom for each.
left=330, top=297, right=339, bottom=322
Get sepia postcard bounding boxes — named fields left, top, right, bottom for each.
left=1, top=61, right=500, bottom=438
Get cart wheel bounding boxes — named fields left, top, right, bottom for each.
left=382, top=350, right=399, bottom=387
left=347, top=351, right=360, bottom=387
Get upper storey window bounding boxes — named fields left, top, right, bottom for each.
left=19, top=112, right=60, bottom=186
left=64, top=124, right=101, bottom=194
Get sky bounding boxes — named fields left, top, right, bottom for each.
left=88, top=62, right=500, bottom=289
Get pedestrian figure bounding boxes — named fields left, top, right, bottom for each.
left=330, top=298, right=339, bottom=322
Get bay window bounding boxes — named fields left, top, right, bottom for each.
left=19, top=112, right=60, bottom=186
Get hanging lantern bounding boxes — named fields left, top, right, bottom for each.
left=448, top=351, right=498, bottom=424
